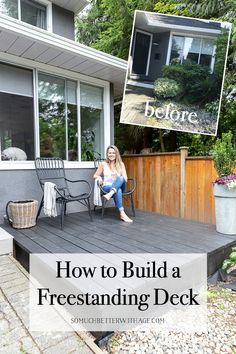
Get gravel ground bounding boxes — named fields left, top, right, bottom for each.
left=106, top=286, right=236, bottom=354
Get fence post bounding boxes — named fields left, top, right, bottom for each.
left=180, top=146, right=188, bottom=218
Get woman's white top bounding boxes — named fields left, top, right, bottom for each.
left=103, top=163, right=120, bottom=186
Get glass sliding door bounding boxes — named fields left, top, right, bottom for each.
left=0, top=63, right=34, bottom=160
left=67, top=80, right=78, bottom=161
left=80, top=83, right=104, bottom=161
left=38, top=73, right=105, bottom=162
left=38, top=73, right=66, bottom=159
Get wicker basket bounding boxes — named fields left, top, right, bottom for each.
left=6, top=200, right=38, bottom=229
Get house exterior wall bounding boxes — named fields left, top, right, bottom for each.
left=52, top=4, right=75, bottom=40
left=0, top=168, right=94, bottom=224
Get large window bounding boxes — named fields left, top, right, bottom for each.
left=170, top=35, right=215, bottom=70
left=0, top=65, right=106, bottom=162
left=0, top=0, right=48, bottom=30
left=38, top=74, right=105, bottom=161
left=0, top=63, right=34, bottom=160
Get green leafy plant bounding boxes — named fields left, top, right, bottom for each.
left=81, top=129, right=95, bottom=161
left=153, top=78, right=182, bottom=99
left=212, top=131, right=236, bottom=177
left=222, top=247, right=236, bottom=270
left=162, top=61, right=216, bottom=105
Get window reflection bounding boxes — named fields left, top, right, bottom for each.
left=21, top=0, right=47, bottom=29
left=38, top=74, right=66, bottom=159
left=170, top=35, right=215, bottom=70
left=80, top=83, right=104, bottom=161
left=0, top=0, right=18, bottom=18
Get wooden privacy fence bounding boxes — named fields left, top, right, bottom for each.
left=123, top=148, right=218, bottom=225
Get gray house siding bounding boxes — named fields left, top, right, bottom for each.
left=148, top=31, right=170, bottom=81
left=0, top=168, right=94, bottom=224
left=52, top=4, right=75, bottom=40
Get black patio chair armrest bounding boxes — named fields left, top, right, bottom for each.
left=65, top=178, right=92, bottom=197
left=126, top=178, right=136, bottom=194
left=65, top=178, right=86, bottom=184
left=54, top=186, right=67, bottom=199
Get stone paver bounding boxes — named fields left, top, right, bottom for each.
left=0, top=255, right=98, bottom=354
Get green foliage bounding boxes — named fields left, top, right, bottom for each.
left=81, top=129, right=96, bottom=161
left=75, top=0, right=106, bottom=48
left=183, top=0, right=233, bottom=18
left=154, top=78, right=182, bottom=98
left=154, top=1, right=190, bottom=15
left=75, top=0, right=157, bottom=59
left=176, top=133, right=216, bottom=156
left=214, top=29, right=231, bottom=79
left=222, top=247, right=236, bottom=269
left=39, top=100, right=66, bottom=159
left=212, top=131, right=236, bottom=177
left=162, top=61, right=217, bottom=105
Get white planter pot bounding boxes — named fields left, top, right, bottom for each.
left=213, top=184, right=236, bottom=235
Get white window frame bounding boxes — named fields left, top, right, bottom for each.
left=6, top=0, right=52, bottom=32
left=0, top=57, right=111, bottom=169
left=166, top=32, right=216, bottom=72
left=131, top=29, right=153, bottom=77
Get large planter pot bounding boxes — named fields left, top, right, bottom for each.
left=213, top=184, right=236, bottom=235
left=6, top=200, right=38, bottom=229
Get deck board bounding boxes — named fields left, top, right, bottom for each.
left=2, top=208, right=236, bottom=275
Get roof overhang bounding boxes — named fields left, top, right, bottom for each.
left=51, top=0, right=89, bottom=14
left=135, top=11, right=222, bottom=36
left=0, top=15, right=127, bottom=97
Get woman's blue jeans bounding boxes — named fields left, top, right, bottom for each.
left=103, top=176, right=126, bottom=211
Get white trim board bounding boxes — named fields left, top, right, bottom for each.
left=127, top=80, right=154, bottom=89
left=0, top=227, right=13, bottom=255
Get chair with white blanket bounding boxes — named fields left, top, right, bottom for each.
left=94, top=158, right=136, bottom=218
left=35, top=157, right=92, bottom=229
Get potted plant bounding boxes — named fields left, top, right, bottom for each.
left=212, top=131, right=236, bottom=234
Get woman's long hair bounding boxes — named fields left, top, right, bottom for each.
left=106, top=145, right=123, bottom=173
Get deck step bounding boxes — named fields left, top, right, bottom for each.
left=0, top=227, right=13, bottom=255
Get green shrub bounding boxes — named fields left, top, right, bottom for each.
left=212, top=131, right=236, bottom=177
left=153, top=78, right=181, bottom=99
left=222, top=247, right=236, bottom=269
left=162, top=61, right=217, bottom=104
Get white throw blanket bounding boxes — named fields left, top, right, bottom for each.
left=93, top=178, right=102, bottom=206
left=44, top=182, right=57, bottom=217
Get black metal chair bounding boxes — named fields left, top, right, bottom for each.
left=94, top=158, right=136, bottom=218
left=35, top=157, right=92, bottom=229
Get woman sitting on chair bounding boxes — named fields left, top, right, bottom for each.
left=94, top=145, right=133, bottom=223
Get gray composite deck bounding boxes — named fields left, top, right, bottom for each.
left=2, top=208, right=236, bottom=275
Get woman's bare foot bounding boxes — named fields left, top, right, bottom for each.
left=120, top=211, right=133, bottom=223
left=103, top=190, right=115, bottom=201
